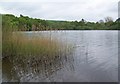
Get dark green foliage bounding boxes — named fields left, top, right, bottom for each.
left=2, top=14, right=119, bottom=30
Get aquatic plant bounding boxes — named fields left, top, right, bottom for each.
left=2, top=32, right=74, bottom=82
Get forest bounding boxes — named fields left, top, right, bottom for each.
left=2, top=14, right=119, bottom=31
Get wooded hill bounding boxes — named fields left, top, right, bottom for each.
left=2, top=14, right=119, bottom=31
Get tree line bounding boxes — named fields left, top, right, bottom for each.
left=2, top=14, right=119, bottom=31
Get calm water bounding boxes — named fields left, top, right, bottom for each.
left=3, top=30, right=118, bottom=82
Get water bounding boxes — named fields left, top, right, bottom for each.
left=3, top=30, right=118, bottom=82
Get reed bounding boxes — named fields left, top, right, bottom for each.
left=2, top=16, right=75, bottom=82
left=3, top=32, right=66, bottom=60
left=3, top=30, right=76, bottom=66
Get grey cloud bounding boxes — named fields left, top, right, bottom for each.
left=0, top=0, right=118, bottom=21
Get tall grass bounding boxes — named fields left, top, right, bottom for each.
left=3, top=31, right=74, bottom=82
left=3, top=31, right=69, bottom=60
left=2, top=15, right=73, bottom=61
left=2, top=17, right=74, bottom=81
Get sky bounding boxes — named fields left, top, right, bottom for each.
left=0, top=0, right=119, bottom=22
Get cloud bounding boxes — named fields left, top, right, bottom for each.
left=0, top=0, right=119, bottom=22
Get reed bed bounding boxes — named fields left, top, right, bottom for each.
left=3, top=29, right=74, bottom=82
left=3, top=32, right=69, bottom=60
left=2, top=16, right=74, bottom=81
left=3, top=31, right=74, bottom=67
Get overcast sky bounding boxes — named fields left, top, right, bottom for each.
left=0, top=0, right=119, bottom=22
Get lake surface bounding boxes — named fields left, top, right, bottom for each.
left=3, top=30, right=118, bottom=82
